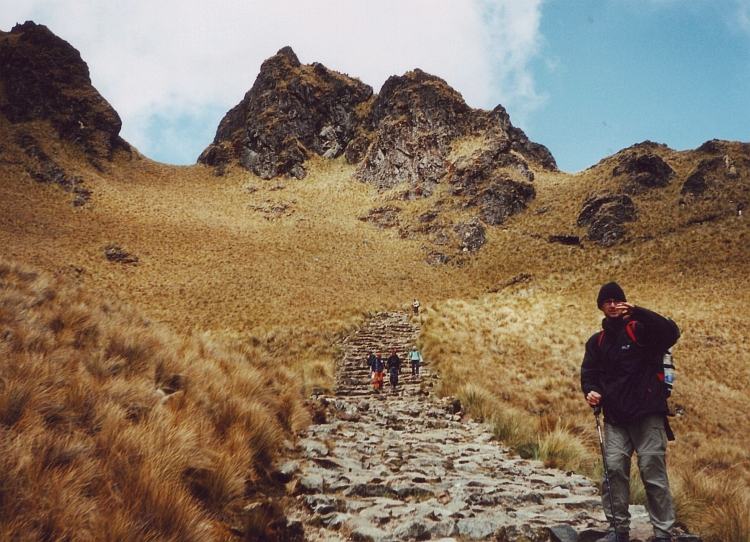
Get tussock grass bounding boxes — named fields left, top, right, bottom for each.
left=674, top=467, right=750, bottom=542
left=0, top=260, right=308, bottom=539
left=3, top=122, right=750, bottom=540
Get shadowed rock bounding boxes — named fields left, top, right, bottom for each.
left=681, top=156, right=738, bottom=197
left=612, top=151, right=675, bottom=194
left=0, top=21, right=128, bottom=161
left=198, top=46, right=374, bottom=179
left=578, top=193, right=637, bottom=247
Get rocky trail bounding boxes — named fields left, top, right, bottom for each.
left=283, top=312, right=681, bottom=542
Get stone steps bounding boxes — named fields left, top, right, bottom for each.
left=281, top=311, right=688, bottom=542
left=335, top=312, right=429, bottom=397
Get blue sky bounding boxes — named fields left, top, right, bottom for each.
left=2, top=0, right=749, bottom=172
left=527, top=0, right=750, bottom=170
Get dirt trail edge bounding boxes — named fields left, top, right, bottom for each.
left=286, top=312, right=660, bottom=542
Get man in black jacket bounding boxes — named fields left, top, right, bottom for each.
left=581, top=282, right=680, bottom=542
left=386, top=349, right=402, bottom=389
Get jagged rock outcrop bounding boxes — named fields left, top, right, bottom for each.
left=198, top=47, right=374, bottom=179
left=577, top=193, right=637, bottom=247
left=197, top=47, right=557, bottom=258
left=199, top=49, right=556, bottom=196
left=354, top=70, right=473, bottom=196
left=612, top=148, right=675, bottom=195
left=354, top=69, right=554, bottom=199
left=449, top=145, right=536, bottom=226
left=0, top=21, right=128, bottom=160
left=682, top=154, right=742, bottom=198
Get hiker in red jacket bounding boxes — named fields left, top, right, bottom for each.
left=581, top=282, right=680, bottom=542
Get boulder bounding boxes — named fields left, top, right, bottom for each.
left=577, top=193, right=636, bottom=247
left=454, top=218, right=486, bottom=253
left=612, top=151, right=674, bottom=194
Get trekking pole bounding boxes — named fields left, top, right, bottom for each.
left=594, top=405, right=619, bottom=536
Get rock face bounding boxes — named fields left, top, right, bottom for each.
left=0, top=21, right=128, bottom=160
left=612, top=150, right=675, bottom=194
left=198, top=47, right=374, bottom=179
left=577, top=193, right=637, bottom=247
left=354, top=70, right=473, bottom=196
left=682, top=154, right=741, bottom=198
left=356, top=70, right=553, bottom=201
left=199, top=48, right=555, bottom=202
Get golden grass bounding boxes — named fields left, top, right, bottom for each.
left=3, top=119, right=750, bottom=539
left=418, top=232, right=750, bottom=539
left=0, top=260, right=308, bottom=539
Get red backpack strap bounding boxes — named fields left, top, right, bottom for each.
left=597, top=330, right=605, bottom=347
left=626, top=320, right=641, bottom=346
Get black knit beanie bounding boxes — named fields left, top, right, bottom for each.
left=597, top=282, right=626, bottom=308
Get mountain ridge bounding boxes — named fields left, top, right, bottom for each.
left=1, top=21, right=750, bottom=542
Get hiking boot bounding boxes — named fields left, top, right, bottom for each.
left=596, top=531, right=629, bottom=542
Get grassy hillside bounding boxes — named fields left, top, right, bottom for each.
left=2, top=116, right=750, bottom=540
left=0, top=259, right=309, bottom=540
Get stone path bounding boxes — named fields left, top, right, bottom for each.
left=283, top=312, right=680, bottom=542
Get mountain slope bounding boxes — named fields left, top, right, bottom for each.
left=1, top=21, right=750, bottom=541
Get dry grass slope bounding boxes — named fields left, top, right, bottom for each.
left=2, top=115, right=750, bottom=540
left=0, top=260, right=309, bottom=540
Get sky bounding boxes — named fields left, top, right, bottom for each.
left=2, top=0, right=749, bottom=173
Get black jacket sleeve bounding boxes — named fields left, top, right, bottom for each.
left=580, top=332, right=603, bottom=397
left=630, top=306, right=680, bottom=355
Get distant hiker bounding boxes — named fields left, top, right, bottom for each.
left=366, top=351, right=377, bottom=382
left=412, top=298, right=420, bottom=315
left=386, top=349, right=402, bottom=389
left=409, top=346, right=423, bottom=376
left=581, top=282, right=680, bottom=542
left=371, top=352, right=385, bottom=390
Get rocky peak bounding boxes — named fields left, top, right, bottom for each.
left=198, top=46, right=374, bottom=179
left=199, top=49, right=556, bottom=193
left=369, top=69, right=473, bottom=132
left=0, top=21, right=128, bottom=160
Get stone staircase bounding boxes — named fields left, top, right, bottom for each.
left=336, top=312, right=429, bottom=397
left=280, top=312, right=698, bottom=542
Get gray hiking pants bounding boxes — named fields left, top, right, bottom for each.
left=602, top=415, right=674, bottom=538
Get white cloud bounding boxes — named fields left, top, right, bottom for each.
left=1, top=0, right=544, bottom=163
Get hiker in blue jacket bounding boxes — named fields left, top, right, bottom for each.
left=371, top=352, right=385, bottom=390
left=366, top=351, right=377, bottom=382
left=408, top=346, right=423, bottom=376
left=581, top=282, right=680, bottom=542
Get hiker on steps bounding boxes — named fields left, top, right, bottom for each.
left=371, top=352, right=385, bottom=390
left=366, top=351, right=377, bottom=383
left=409, top=346, right=423, bottom=376
left=386, top=349, right=402, bottom=389
left=581, top=282, right=680, bottom=542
